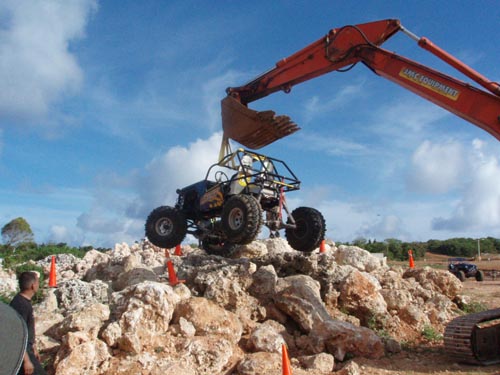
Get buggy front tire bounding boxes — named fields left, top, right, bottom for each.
left=475, top=270, right=484, bottom=282
left=285, top=207, right=325, bottom=252
left=221, top=195, right=262, bottom=244
left=456, top=271, right=466, bottom=282
left=145, top=206, right=187, bottom=248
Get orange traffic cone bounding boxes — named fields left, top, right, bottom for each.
left=174, top=244, right=182, bottom=256
left=408, top=249, right=415, bottom=269
left=319, top=239, right=326, bottom=253
left=282, top=343, right=292, bottom=375
left=164, top=248, right=170, bottom=258
left=166, top=260, right=185, bottom=286
left=48, top=256, right=57, bottom=288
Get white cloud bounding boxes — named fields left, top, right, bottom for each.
left=286, top=132, right=369, bottom=157
left=132, top=132, right=224, bottom=215
left=315, top=197, right=456, bottom=243
left=48, top=225, right=76, bottom=245
left=73, top=132, right=224, bottom=246
left=357, top=214, right=407, bottom=240
left=432, top=140, right=500, bottom=232
left=407, top=140, right=464, bottom=194
left=0, top=0, right=97, bottom=122
left=303, top=80, right=365, bottom=123
left=370, top=97, right=450, bottom=141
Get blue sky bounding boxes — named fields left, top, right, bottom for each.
left=1, top=1, right=500, bottom=247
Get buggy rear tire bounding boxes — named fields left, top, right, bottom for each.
left=145, top=206, right=187, bottom=248
left=475, top=270, right=484, bottom=281
left=286, top=207, right=325, bottom=252
left=221, top=195, right=262, bottom=244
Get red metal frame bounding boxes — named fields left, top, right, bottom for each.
left=226, top=19, right=500, bottom=141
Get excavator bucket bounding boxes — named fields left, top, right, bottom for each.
left=221, top=96, right=300, bottom=149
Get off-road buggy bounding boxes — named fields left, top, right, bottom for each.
left=448, top=257, right=484, bottom=282
left=145, top=148, right=326, bottom=256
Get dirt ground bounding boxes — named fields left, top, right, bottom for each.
left=351, top=254, right=500, bottom=375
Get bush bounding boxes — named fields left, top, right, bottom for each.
left=2, top=243, right=90, bottom=269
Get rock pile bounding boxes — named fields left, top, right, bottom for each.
left=2, top=238, right=464, bottom=374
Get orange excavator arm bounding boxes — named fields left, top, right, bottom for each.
left=222, top=19, right=500, bottom=149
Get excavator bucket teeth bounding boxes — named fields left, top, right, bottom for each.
left=221, top=96, right=300, bottom=149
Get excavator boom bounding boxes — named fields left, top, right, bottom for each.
left=357, top=46, right=500, bottom=142
left=222, top=18, right=500, bottom=149
left=222, top=19, right=401, bottom=149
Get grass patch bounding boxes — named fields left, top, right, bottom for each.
left=461, top=301, right=489, bottom=314
left=421, top=325, right=443, bottom=342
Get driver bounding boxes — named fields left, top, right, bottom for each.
left=229, top=153, right=254, bottom=194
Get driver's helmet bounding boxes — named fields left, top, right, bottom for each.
left=241, top=154, right=253, bottom=169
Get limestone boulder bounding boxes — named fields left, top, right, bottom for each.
left=338, top=270, right=388, bottom=324
left=111, top=266, right=157, bottom=291
left=335, top=360, right=361, bottom=375
left=232, top=241, right=268, bottom=258
left=53, top=302, right=110, bottom=339
left=55, top=279, right=110, bottom=313
left=54, top=334, right=110, bottom=375
left=248, top=320, right=286, bottom=353
left=109, top=242, right=132, bottom=264
left=273, top=274, right=383, bottom=361
left=334, top=245, right=387, bottom=272
left=183, top=336, right=241, bottom=374
left=274, top=274, right=330, bottom=332
left=0, top=267, right=18, bottom=296
left=237, top=352, right=281, bottom=375
left=248, top=264, right=278, bottom=302
left=105, top=281, right=186, bottom=353
left=264, top=237, right=295, bottom=256
left=34, top=289, right=64, bottom=353
left=38, top=253, right=80, bottom=276
left=312, top=319, right=384, bottom=360
left=403, top=267, right=462, bottom=299
left=298, top=352, right=335, bottom=373
left=173, top=297, right=243, bottom=344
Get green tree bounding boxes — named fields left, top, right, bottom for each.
left=385, top=238, right=404, bottom=260
left=352, top=237, right=368, bottom=247
left=1, top=217, right=34, bottom=247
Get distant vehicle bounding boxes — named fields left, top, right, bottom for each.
left=448, top=258, right=484, bottom=282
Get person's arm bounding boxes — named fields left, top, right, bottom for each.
left=23, top=351, right=34, bottom=375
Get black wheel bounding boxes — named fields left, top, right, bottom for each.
left=145, top=206, right=187, bottom=248
left=475, top=270, right=484, bottom=281
left=285, top=207, right=325, bottom=252
left=221, top=195, right=262, bottom=244
left=456, top=271, right=466, bottom=282
left=202, top=239, right=237, bottom=257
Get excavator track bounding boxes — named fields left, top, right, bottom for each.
left=444, top=308, right=500, bottom=365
